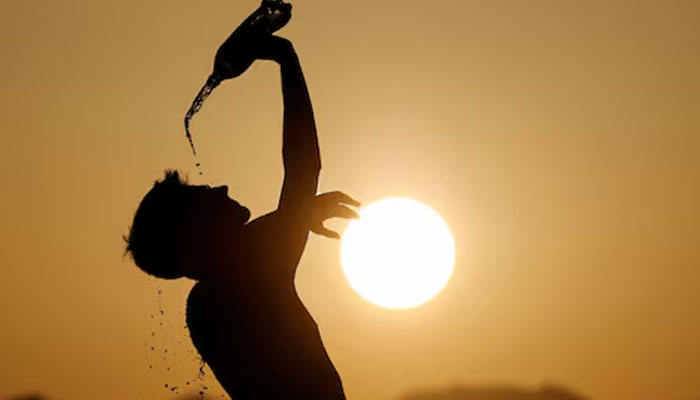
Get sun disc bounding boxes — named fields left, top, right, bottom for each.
left=341, top=198, right=455, bottom=309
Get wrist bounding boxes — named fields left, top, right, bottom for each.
left=270, top=38, right=296, bottom=65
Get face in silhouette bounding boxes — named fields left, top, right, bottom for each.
left=178, top=185, right=251, bottom=278
left=187, top=185, right=251, bottom=228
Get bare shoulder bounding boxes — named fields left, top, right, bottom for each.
left=244, top=210, right=281, bottom=237
left=241, top=210, right=286, bottom=264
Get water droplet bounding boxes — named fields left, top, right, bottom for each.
left=198, top=362, right=206, bottom=380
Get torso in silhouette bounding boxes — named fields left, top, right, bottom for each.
left=186, top=236, right=345, bottom=400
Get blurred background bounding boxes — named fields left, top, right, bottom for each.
left=0, top=0, right=698, bottom=399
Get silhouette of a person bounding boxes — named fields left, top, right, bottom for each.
left=126, top=31, right=357, bottom=400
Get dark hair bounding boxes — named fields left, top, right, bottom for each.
left=125, top=170, right=191, bottom=279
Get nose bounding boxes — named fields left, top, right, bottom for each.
left=214, top=185, right=228, bottom=195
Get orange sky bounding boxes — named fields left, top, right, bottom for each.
left=1, top=1, right=699, bottom=399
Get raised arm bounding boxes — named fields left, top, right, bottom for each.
left=240, top=37, right=319, bottom=276
left=275, top=38, right=321, bottom=211
left=269, top=39, right=360, bottom=239
left=244, top=37, right=359, bottom=277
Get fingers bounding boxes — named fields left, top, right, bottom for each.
left=249, top=37, right=285, bottom=62
left=317, top=191, right=361, bottom=207
left=310, top=224, right=341, bottom=240
left=310, top=191, right=361, bottom=239
left=330, top=205, right=359, bottom=220
left=266, top=36, right=293, bottom=53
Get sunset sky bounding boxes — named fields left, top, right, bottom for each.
left=1, top=0, right=699, bottom=399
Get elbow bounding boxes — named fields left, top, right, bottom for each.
left=304, top=147, right=322, bottom=174
left=312, top=147, right=322, bottom=172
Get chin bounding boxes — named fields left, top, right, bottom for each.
left=232, top=204, right=251, bottom=225
left=241, top=207, right=251, bottom=224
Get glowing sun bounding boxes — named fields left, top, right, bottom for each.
left=340, top=198, right=455, bottom=309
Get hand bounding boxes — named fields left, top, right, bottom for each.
left=214, top=34, right=294, bottom=80
left=213, top=0, right=293, bottom=79
left=253, top=35, right=295, bottom=63
left=310, top=191, right=361, bottom=239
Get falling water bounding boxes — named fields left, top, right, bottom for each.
left=184, top=75, right=222, bottom=174
left=183, top=0, right=291, bottom=176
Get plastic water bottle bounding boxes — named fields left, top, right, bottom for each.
left=184, top=0, right=292, bottom=157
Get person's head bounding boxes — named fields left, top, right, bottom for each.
left=125, top=170, right=251, bottom=280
